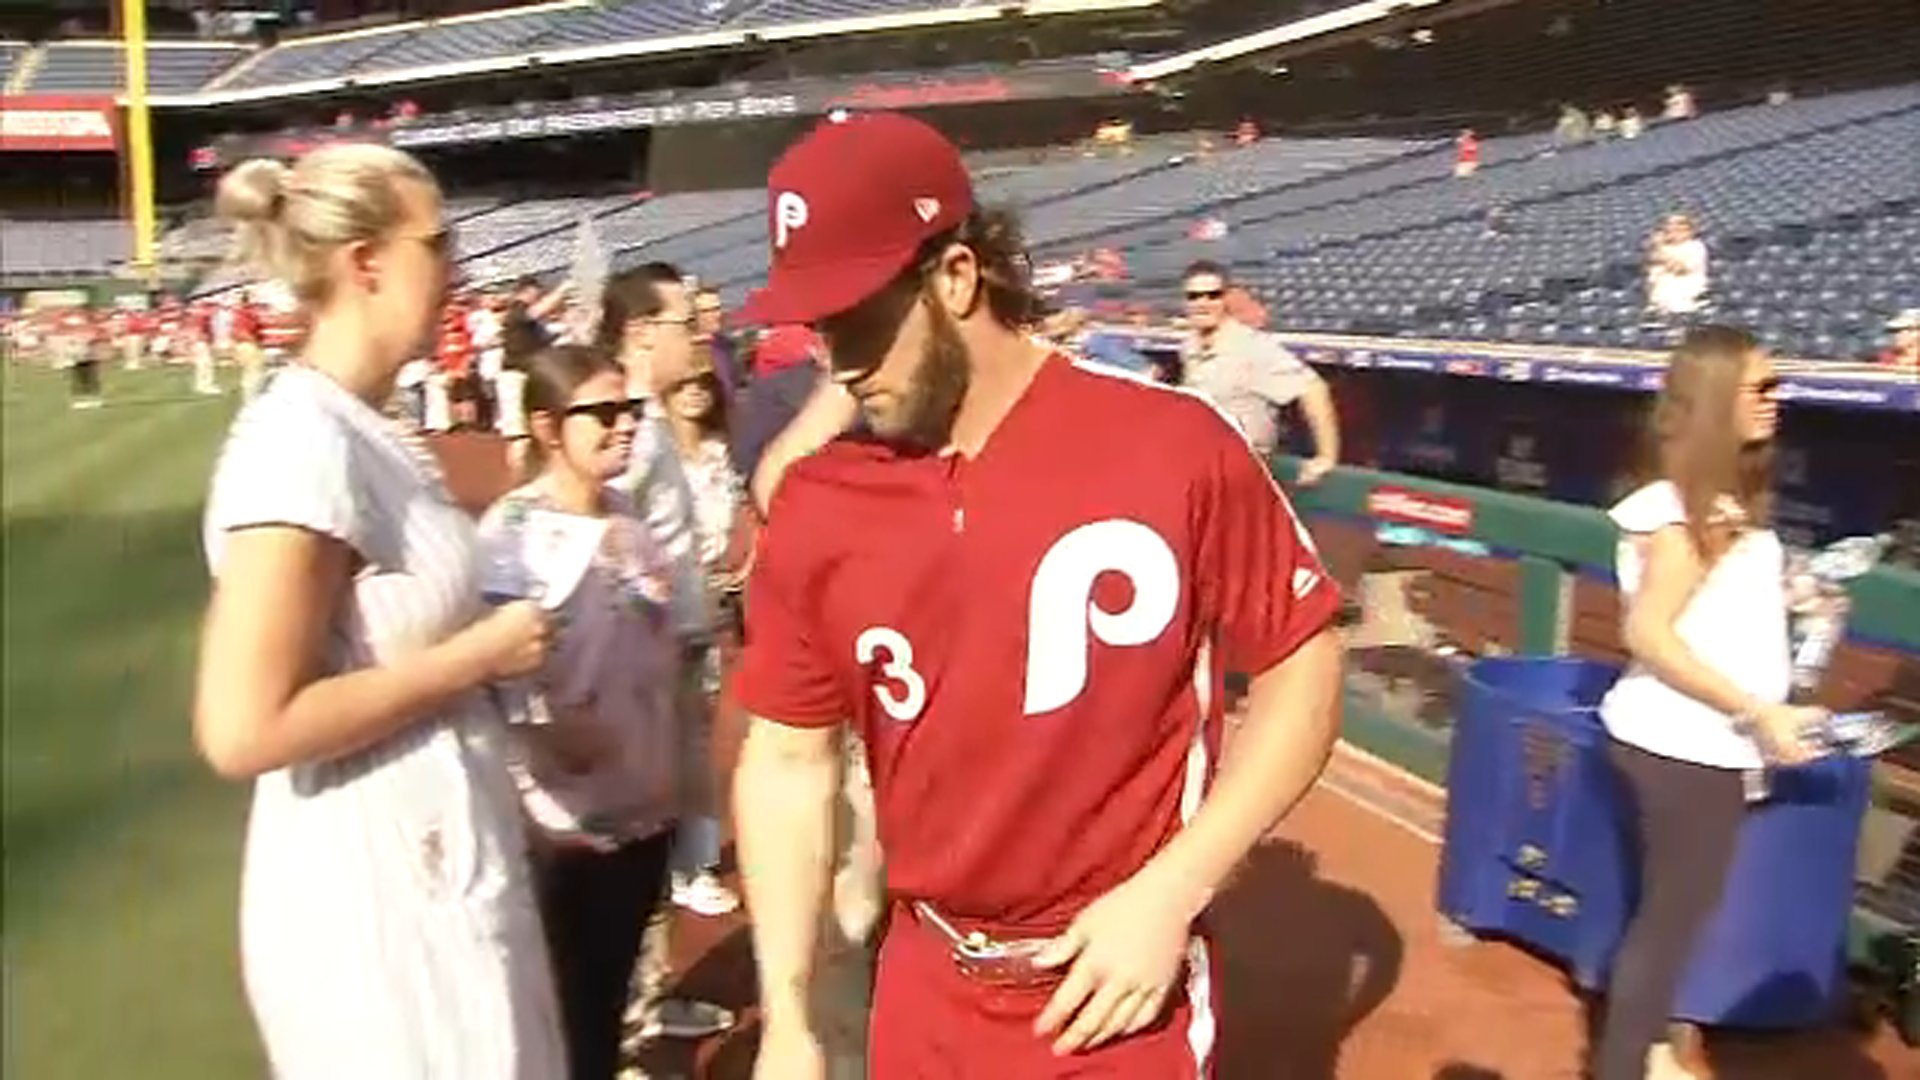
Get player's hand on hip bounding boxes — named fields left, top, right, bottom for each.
left=1031, top=872, right=1197, bottom=1056
left=752, top=1017, right=825, bottom=1080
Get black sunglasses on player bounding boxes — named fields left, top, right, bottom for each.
left=564, top=398, right=647, bottom=426
left=1186, top=288, right=1225, bottom=301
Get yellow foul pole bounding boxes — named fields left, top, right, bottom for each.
left=121, top=0, right=157, bottom=288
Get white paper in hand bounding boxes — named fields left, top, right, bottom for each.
left=521, top=509, right=609, bottom=610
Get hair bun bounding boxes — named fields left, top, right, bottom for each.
left=215, top=158, right=291, bottom=226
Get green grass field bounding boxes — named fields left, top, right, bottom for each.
left=3, top=364, right=266, bottom=1078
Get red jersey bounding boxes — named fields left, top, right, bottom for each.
left=260, top=309, right=305, bottom=352
left=231, top=305, right=260, bottom=344
left=737, top=355, right=1338, bottom=928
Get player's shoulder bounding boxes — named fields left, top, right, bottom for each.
left=780, top=435, right=897, bottom=492
left=1056, top=353, right=1251, bottom=450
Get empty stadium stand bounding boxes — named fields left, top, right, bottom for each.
left=18, top=42, right=248, bottom=94
left=38, top=82, right=1920, bottom=364
left=0, top=220, right=130, bottom=278
left=210, top=0, right=1031, bottom=92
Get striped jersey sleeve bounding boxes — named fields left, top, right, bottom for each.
left=205, top=386, right=369, bottom=567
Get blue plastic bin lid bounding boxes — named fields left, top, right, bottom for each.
left=1462, top=656, right=1624, bottom=714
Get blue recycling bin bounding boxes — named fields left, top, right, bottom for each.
left=1437, top=656, right=1873, bottom=1027
left=1673, top=754, right=1871, bottom=1027
left=1437, top=657, right=1633, bottom=988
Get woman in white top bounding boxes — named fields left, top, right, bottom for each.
left=1593, top=326, right=1821, bottom=1080
left=478, top=344, right=682, bottom=1079
left=193, top=145, right=565, bottom=1080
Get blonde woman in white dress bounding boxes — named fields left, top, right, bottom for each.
left=192, top=144, right=566, bottom=1080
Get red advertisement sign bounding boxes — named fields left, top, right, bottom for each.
left=1366, top=485, right=1476, bottom=535
left=0, top=96, right=118, bottom=152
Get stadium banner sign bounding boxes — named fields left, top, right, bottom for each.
left=0, top=96, right=118, bottom=153
left=200, top=64, right=1137, bottom=166
left=20, top=288, right=92, bottom=312
left=1367, top=485, right=1476, bottom=535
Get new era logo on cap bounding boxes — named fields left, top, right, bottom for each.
left=739, top=112, right=975, bottom=326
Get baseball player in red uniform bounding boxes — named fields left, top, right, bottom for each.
left=731, top=113, right=1344, bottom=1079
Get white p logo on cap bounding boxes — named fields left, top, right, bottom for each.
left=774, top=191, right=810, bottom=250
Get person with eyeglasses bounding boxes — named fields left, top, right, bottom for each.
left=477, top=344, right=684, bottom=1080
left=1179, top=260, right=1340, bottom=486
left=595, top=264, right=742, bottom=1045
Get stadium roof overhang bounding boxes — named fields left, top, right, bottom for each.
left=1128, top=0, right=1517, bottom=83
left=140, top=0, right=1166, bottom=110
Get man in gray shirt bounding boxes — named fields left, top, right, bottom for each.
left=1179, top=260, right=1340, bottom=484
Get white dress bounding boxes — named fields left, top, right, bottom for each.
left=203, top=365, right=566, bottom=1080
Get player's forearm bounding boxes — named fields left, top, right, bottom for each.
left=1142, top=630, right=1342, bottom=913
left=1299, top=381, right=1341, bottom=465
left=750, top=380, right=857, bottom=514
left=733, top=717, right=841, bottom=1026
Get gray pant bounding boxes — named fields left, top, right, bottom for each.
left=1595, top=740, right=1745, bottom=1080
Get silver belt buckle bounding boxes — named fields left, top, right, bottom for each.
left=916, top=902, right=1058, bottom=988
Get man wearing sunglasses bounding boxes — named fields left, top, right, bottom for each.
left=594, top=265, right=745, bottom=1047
left=1180, top=261, right=1340, bottom=487
left=731, top=112, right=1344, bottom=1080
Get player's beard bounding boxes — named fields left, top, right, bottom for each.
left=884, top=299, right=971, bottom=449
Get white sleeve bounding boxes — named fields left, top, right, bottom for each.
left=204, top=394, right=369, bottom=569
left=1678, top=240, right=1708, bottom=277
left=1609, top=481, right=1685, bottom=534
left=1609, top=482, right=1686, bottom=595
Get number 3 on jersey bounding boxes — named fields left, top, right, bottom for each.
left=853, top=519, right=1181, bottom=723
left=856, top=626, right=927, bottom=722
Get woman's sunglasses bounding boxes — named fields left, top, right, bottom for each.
left=563, top=398, right=647, bottom=427
left=395, top=224, right=457, bottom=260
left=1186, top=288, right=1225, bottom=301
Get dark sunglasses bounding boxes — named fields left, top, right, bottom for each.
left=665, top=372, right=719, bottom=396
left=1186, top=288, right=1225, bottom=301
left=563, top=398, right=646, bottom=426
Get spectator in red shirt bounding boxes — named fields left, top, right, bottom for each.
left=1881, top=309, right=1919, bottom=374
left=1454, top=128, right=1480, bottom=178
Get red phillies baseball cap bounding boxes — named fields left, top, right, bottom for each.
left=738, top=112, right=974, bottom=326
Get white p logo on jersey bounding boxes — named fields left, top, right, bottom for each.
left=1023, top=519, right=1180, bottom=716
left=774, top=191, right=809, bottom=250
